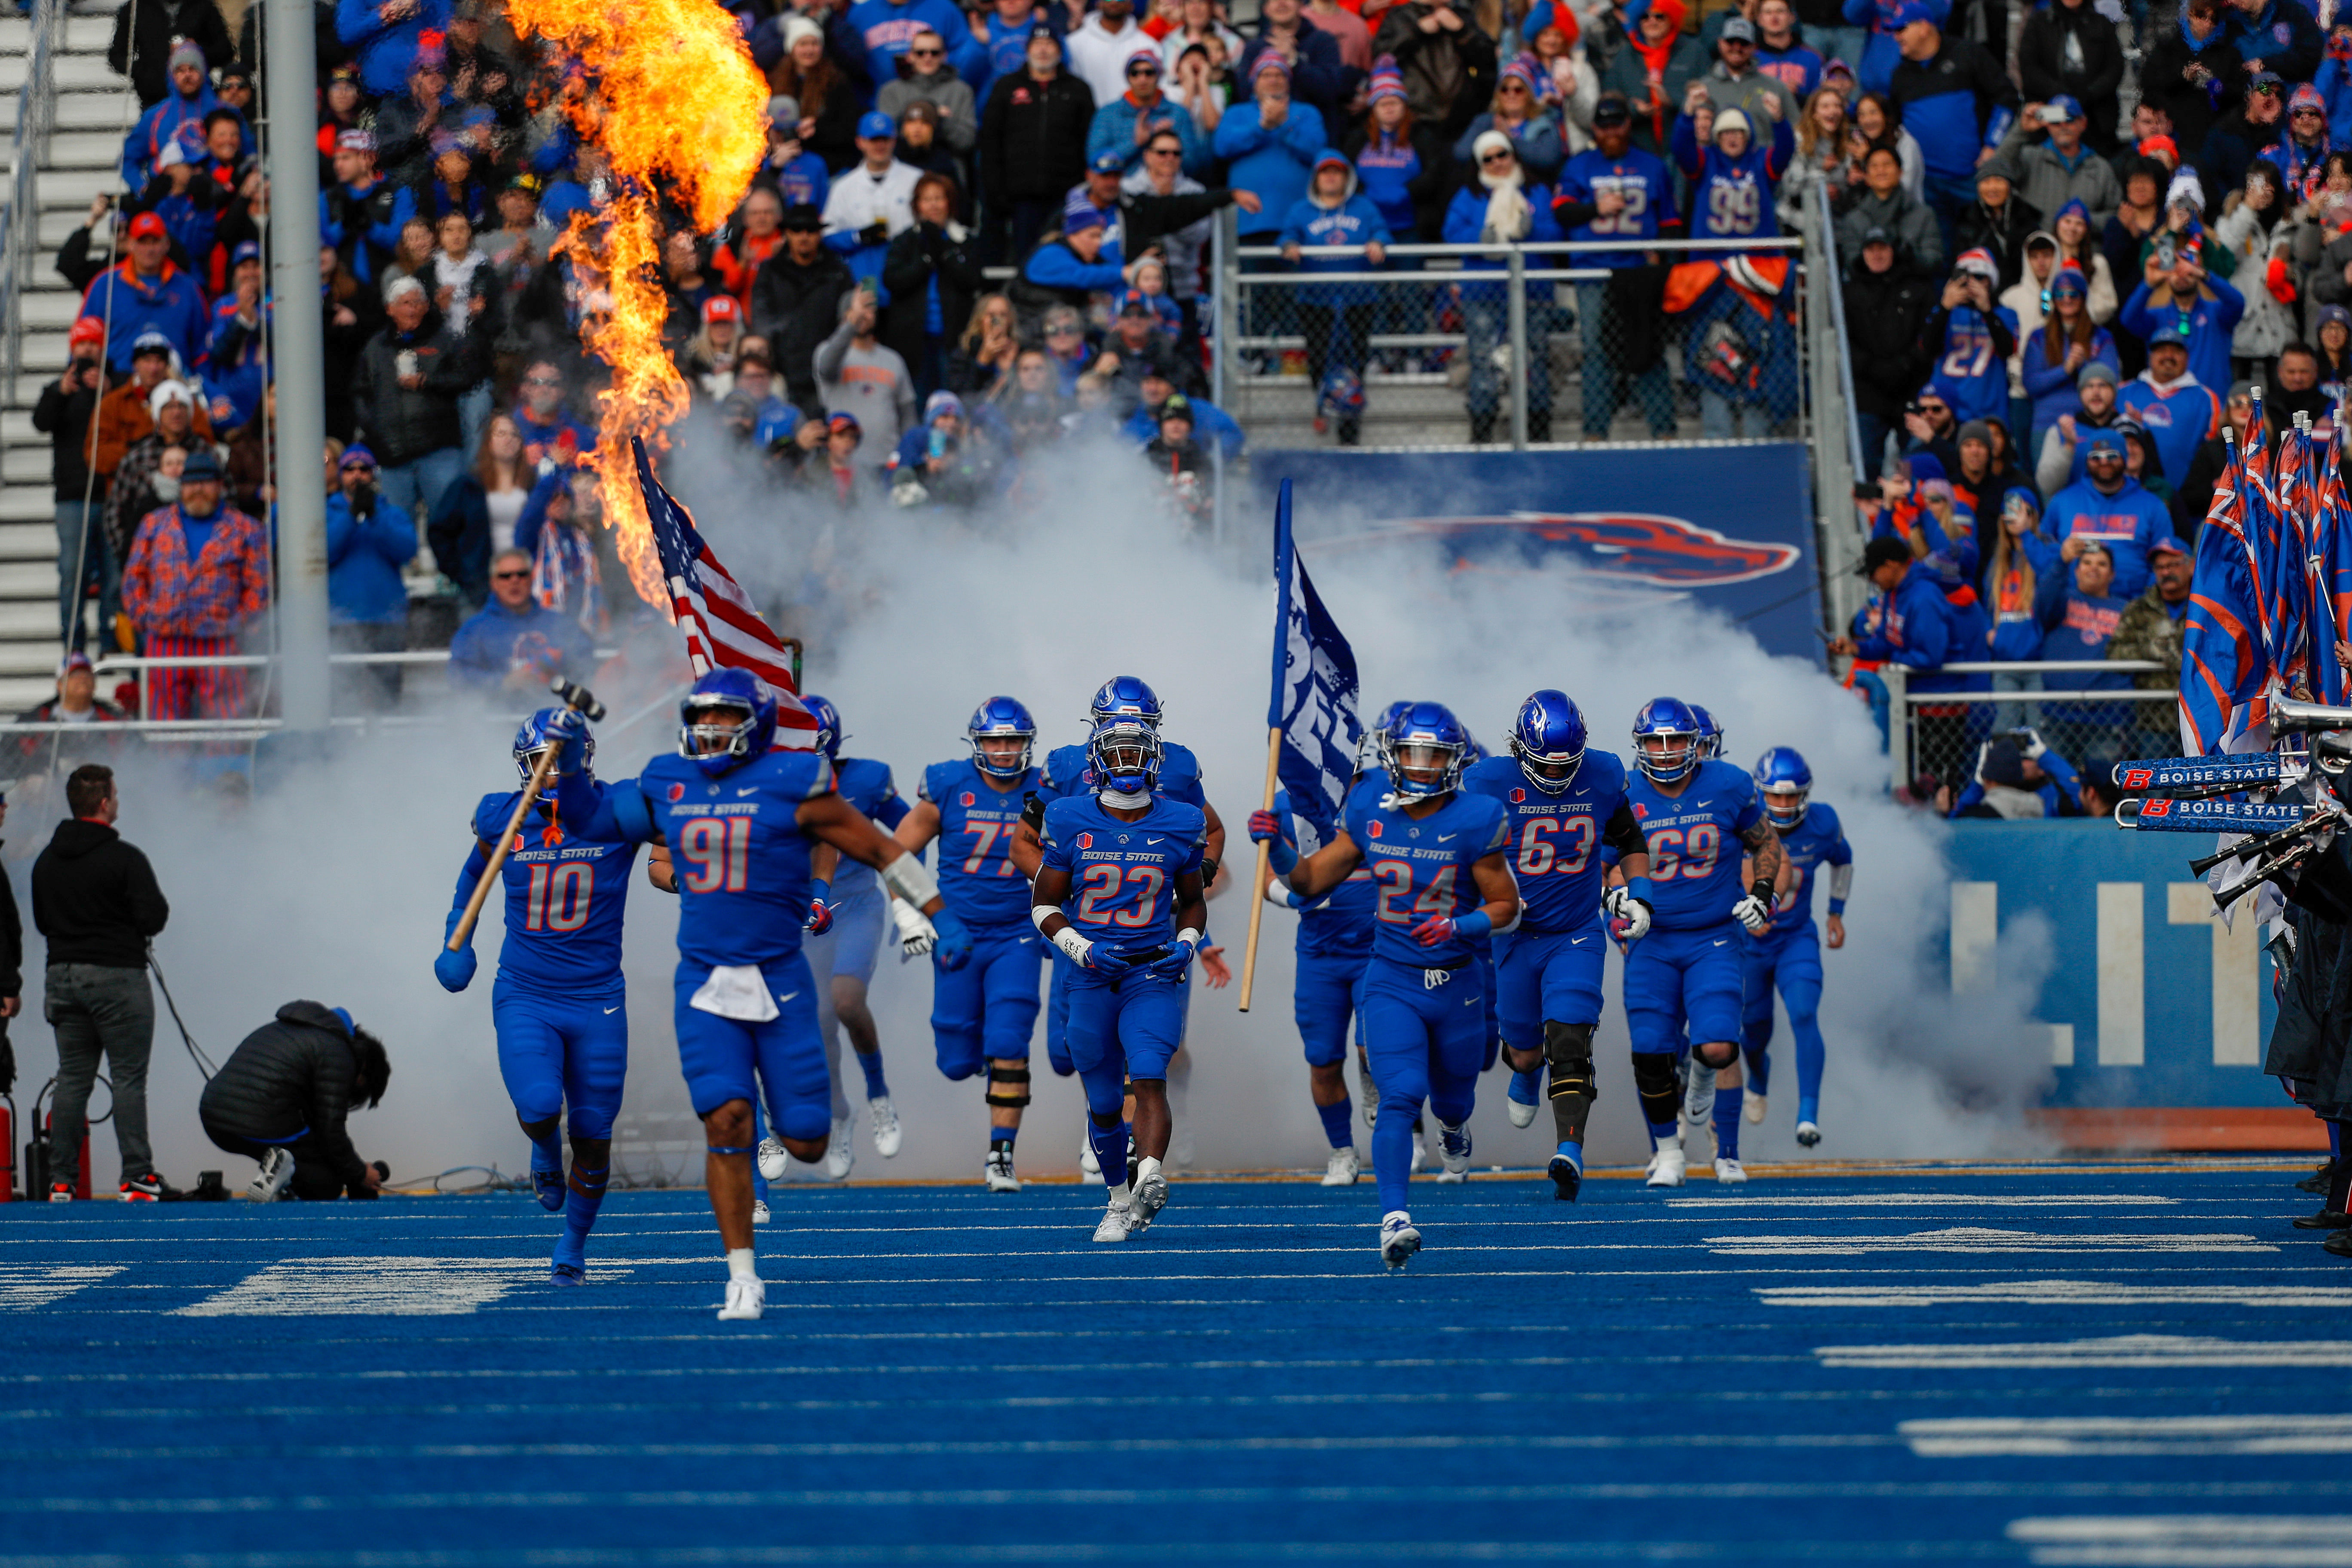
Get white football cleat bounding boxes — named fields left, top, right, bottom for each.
left=1795, top=1120, right=1822, bottom=1148
left=756, top=1137, right=788, bottom=1183
left=1683, top=1062, right=1717, bottom=1128
left=718, top=1278, right=765, bottom=1321
left=1744, top=1091, right=1767, bottom=1126
left=1379, top=1212, right=1422, bottom=1269
left=1093, top=1194, right=1135, bottom=1243
left=1130, top=1158, right=1169, bottom=1230
left=823, top=1115, right=854, bottom=1181
left=1507, top=1094, right=1540, bottom=1130
left=1408, top=1130, right=1427, bottom=1173
left=1714, top=1156, right=1748, bottom=1185
left=1646, top=1145, right=1687, bottom=1188
left=1437, top=1121, right=1473, bottom=1177
left=1321, top=1147, right=1360, bottom=1186
left=1079, top=1137, right=1105, bottom=1186
left=751, top=1198, right=771, bottom=1225
left=1357, top=1067, right=1379, bottom=1129
left=869, top=1097, right=902, bottom=1158
left=984, top=1147, right=1021, bottom=1192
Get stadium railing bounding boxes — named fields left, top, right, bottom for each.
left=1880, top=659, right=2173, bottom=798
left=0, top=0, right=59, bottom=399
left=1210, top=214, right=1807, bottom=452
left=1803, top=180, right=1869, bottom=642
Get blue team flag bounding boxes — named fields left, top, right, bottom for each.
left=1268, top=478, right=1361, bottom=849
left=2180, top=429, right=2273, bottom=756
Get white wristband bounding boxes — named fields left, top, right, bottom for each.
left=1175, top=926, right=1201, bottom=949
left=1029, top=903, right=1056, bottom=934
left=880, top=850, right=940, bottom=909
left=1052, top=927, right=1093, bottom=964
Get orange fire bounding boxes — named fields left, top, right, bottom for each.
left=504, top=0, right=770, bottom=605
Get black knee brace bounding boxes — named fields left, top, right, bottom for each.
left=1543, top=1021, right=1596, bottom=1102
left=1632, top=1052, right=1681, bottom=1127
left=985, top=1064, right=1032, bottom=1108
left=518, top=1113, right=560, bottom=1140
left=1090, top=1110, right=1123, bottom=1130
left=1693, top=1039, right=1740, bottom=1071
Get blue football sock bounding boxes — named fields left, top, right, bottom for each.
left=856, top=1049, right=889, bottom=1099
left=2332, top=1121, right=2342, bottom=1160
left=1507, top=1067, right=1542, bottom=1107
left=1792, top=1011, right=1826, bottom=1111
left=1743, top=1047, right=1772, bottom=1098
left=1798, top=1094, right=1820, bottom=1126
left=1371, top=1103, right=1415, bottom=1213
left=555, top=1165, right=607, bottom=1267
left=526, top=1125, right=563, bottom=1173
left=1553, top=1139, right=1583, bottom=1171
left=1315, top=1098, right=1354, bottom=1150
left=991, top=1127, right=1017, bottom=1149
left=1713, top=1087, right=1743, bottom=1161
left=1647, top=1120, right=1680, bottom=1148
left=1087, top=1120, right=1127, bottom=1189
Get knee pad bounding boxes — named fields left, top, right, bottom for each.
left=1090, top=1110, right=1124, bottom=1130
left=1694, top=1039, right=1740, bottom=1071
left=1128, top=1076, right=1165, bottom=1090
left=1631, top=1052, right=1681, bottom=1121
left=518, top=1113, right=560, bottom=1141
left=1543, top=1021, right=1596, bottom=1101
left=985, top=1063, right=1032, bottom=1109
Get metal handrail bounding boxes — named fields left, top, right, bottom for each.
left=1237, top=236, right=1804, bottom=257
left=1931, top=660, right=2164, bottom=674
left=1815, top=181, right=1866, bottom=484
left=0, top=0, right=58, bottom=400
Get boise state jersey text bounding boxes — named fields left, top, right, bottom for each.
left=630, top=747, right=836, bottom=969
left=1625, top=758, right=1763, bottom=931
left=472, top=784, right=640, bottom=993
left=1460, top=752, right=1638, bottom=934
left=1038, top=794, right=1207, bottom=962
left=1341, top=786, right=1510, bottom=968
left=922, top=757, right=1044, bottom=928
left=1760, top=802, right=1851, bottom=939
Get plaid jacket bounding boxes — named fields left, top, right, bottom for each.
left=122, top=504, right=270, bottom=639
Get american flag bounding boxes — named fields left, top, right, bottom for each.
left=631, top=436, right=819, bottom=746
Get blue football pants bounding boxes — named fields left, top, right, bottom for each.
left=1360, top=956, right=1485, bottom=1214
left=493, top=977, right=628, bottom=1140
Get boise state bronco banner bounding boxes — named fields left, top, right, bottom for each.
left=1250, top=445, right=1820, bottom=661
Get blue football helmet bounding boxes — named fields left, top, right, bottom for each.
left=680, top=668, right=778, bottom=776
left=802, top=693, right=844, bottom=760
left=1630, top=697, right=1705, bottom=785
left=513, top=707, right=594, bottom=787
left=1352, top=725, right=1383, bottom=779
left=1086, top=718, right=1163, bottom=795
left=1087, top=676, right=1164, bottom=729
left=1509, top=689, right=1587, bottom=795
left=966, top=695, right=1037, bottom=778
left=1381, top=701, right=1470, bottom=798
left=1753, top=746, right=1813, bottom=826
left=1691, top=704, right=1724, bottom=761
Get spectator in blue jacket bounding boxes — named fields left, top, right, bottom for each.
left=2043, top=428, right=2172, bottom=598
left=1984, top=485, right=2058, bottom=727
left=2032, top=538, right=2134, bottom=766
left=320, top=129, right=416, bottom=288
left=1453, top=57, right=1569, bottom=190
left=1884, top=0, right=2017, bottom=242
left=202, top=244, right=270, bottom=437
left=119, top=41, right=221, bottom=192
left=1088, top=46, right=1207, bottom=176
left=2224, top=0, right=2322, bottom=99
left=2118, top=259, right=2245, bottom=403
left=1921, top=248, right=2017, bottom=424
left=1443, top=131, right=1563, bottom=443
left=846, top=0, right=986, bottom=98
left=336, top=0, right=452, bottom=100
left=2018, top=262, right=2117, bottom=453
left=1213, top=56, right=1329, bottom=245
left=325, top=445, right=416, bottom=710
left=1279, top=152, right=1390, bottom=446
left=2315, top=22, right=2352, bottom=147
left=1120, top=366, right=1245, bottom=455
left=1841, top=0, right=1944, bottom=96
left=447, top=547, right=597, bottom=697
left=1946, top=732, right=2087, bottom=817
left=79, top=212, right=210, bottom=377
left=1833, top=534, right=1983, bottom=786
left=1019, top=199, right=1130, bottom=317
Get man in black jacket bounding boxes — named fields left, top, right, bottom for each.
left=32, top=764, right=170, bottom=1201
left=352, top=276, right=477, bottom=536
left=31, top=322, right=111, bottom=655
left=978, top=28, right=1097, bottom=264
left=750, top=206, right=857, bottom=417
left=199, top=1001, right=390, bottom=1201
left=1844, top=226, right=1934, bottom=478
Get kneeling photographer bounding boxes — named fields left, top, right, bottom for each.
left=198, top=1001, right=390, bottom=1201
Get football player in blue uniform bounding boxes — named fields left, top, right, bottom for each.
left=605, top=669, right=973, bottom=1320
left=1032, top=718, right=1210, bottom=1243
left=1013, top=676, right=1226, bottom=1179
left=435, top=707, right=641, bottom=1285
left=1740, top=747, right=1850, bottom=1148
left=1252, top=702, right=1519, bottom=1268
left=1619, top=698, right=1786, bottom=1188
left=785, top=695, right=913, bottom=1182
left=1461, top=691, right=1652, bottom=1202
left=1256, top=771, right=1378, bottom=1185
left=892, top=695, right=1050, bottom=1191
left=1692, top=704, right=1724, bottom=761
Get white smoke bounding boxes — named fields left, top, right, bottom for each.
left=11, top=428, right=2054, bottom=1195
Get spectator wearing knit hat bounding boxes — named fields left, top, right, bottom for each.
left=1213, top=55, right=1328, bottom=248
left=1453, top=56, right=1568, bottom=189
left=104, top=379, right=214, bottom=575
left=1444, top=129, right=1565, bottom=443
left=1089, top=44, right=1209, bottom=177
left=322, top=128, right=417, bottom=288
left=122, top=446, right=270, bottom=721
left=1279, top=153, right=1390, bottom=446
left=325, top=446, right=417, bottom=711
left=2034, top=355, right=2121, bottom=492
left=1922, top=248, right=2017, bottom=426
left=1346, top=58, right=1446, bottom=242
left=2017, top=260, right=2116, bottom=455
left=1011, top=197, right=1130, bottom=331
left=119, top=37, right=223, bottom=188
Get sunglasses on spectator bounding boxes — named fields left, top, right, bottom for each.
left=1147, top=142, right=1181, bottom=154
left=1480, top=150, right=1514, bottom=164
left=523, top=374, right=562, bottom=387
left=2295, top=105, right=2325, bottom=115
left=492, top=568, right=531, bottom=580
left=910, top=46, right=943, bottom=57
left=1499, top=80, right=1530, bottom=90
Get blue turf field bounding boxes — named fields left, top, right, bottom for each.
left=2, top=1162, right=2347, bottom=1566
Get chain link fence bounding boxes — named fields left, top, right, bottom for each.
left=1213, top=227, right=1807, bottom=450
left=1880, top=661, right=2179, bottom=801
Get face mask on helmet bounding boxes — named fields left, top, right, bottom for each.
left=1509, top=687, right=1587, bottom=795
left=1762, top=784, right=1808, bottom=825
left=681, top=700, right=760, bottom=768
left=967, top=698, right=1036, bottom=779
left=1385, top=733, right=1464, bottom=796
left=514, top=712, right=595, bottom=786
left=1632, top=728, right=1699, bottom=783
left=1087, top=720, right=1162, bottom=794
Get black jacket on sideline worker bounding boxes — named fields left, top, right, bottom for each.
left=31, top=817, right=168, bottom=969
left=199, top=1001, right=389, bottom=1200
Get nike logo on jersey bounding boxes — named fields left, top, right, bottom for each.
left=736, top=787, right=759, bottom=797
left=603, top=1006, right=621, bottom=1014
left=1712, top=940, right=1728, bottom=947
left=776, top=991, right=799, bottom=1003
left=1438, top=833, right=1458, bottom=843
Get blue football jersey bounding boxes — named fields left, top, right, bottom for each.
left=1340, top=785, right=1510, bottom=967
left=1760, top=801, right=1852, bottom=938
left=1039, top=793, right=1207, bottom=961
left=827, top=756, right=910, bottom=898
left=1039, top=738, right=1209, bottom=811
left=921, top=757, right=1042, bottom=928
left=634, top=747, right=835, bottom=968
left=471, top=784, right=640, bottom=992
left=1460, top=752, right=1632, bottom=934
left=1555, top=147, right=1676, bottom=266
left=1625, top=758, right=1763, bottom=931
